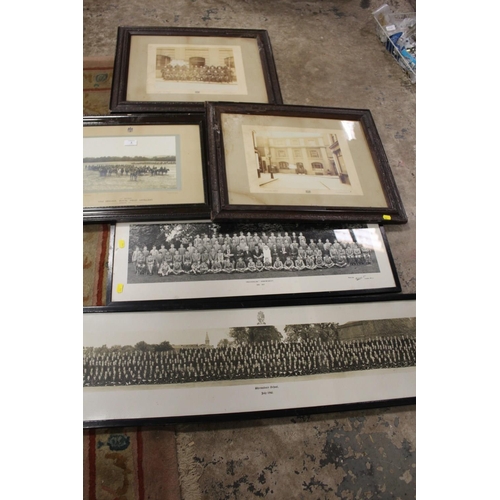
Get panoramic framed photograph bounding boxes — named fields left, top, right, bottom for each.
left=109, top=27, right=283, bottom=113
left=83, top=294, right=416, bottom=427
left=107, top=220, right=401, bottom=309
left=207, top=103, right=407, bottom=223
left=83, top=114, right=210, bottom=222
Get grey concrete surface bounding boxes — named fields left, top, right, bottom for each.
left=84, top=0, right=416, bottom=497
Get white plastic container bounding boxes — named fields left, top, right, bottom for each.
left=373, top=4, right=416, bottom=83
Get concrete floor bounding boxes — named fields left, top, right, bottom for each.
left=84, top=0, right=416, bottom=497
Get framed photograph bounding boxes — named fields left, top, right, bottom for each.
left=207, top=103, right=407, bottom=223
left=107, top=220, right=401, bottom=309
left=109, top=27, right=283, bottom=113
left=83, top=114, right=210, bottom=222
left=83, top=294, right=416, bottom=427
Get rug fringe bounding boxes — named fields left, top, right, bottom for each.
left=175, top=431, right=202, bottom=500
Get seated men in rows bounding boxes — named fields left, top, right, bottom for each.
left=295, top=257, right=305, bottom=271
left=135, top=252, right=146, bottom=274
left=247, top=259, right=257, bottom=272
left=146, top=254, right=156, bottom=275
left=223, top=259, right=234, bottom=273
left=235, top=257, right=246, bottom=272
left=158, top=259, right=171, bottom=276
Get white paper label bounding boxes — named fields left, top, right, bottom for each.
left=124, top=140, right=137, bottom=146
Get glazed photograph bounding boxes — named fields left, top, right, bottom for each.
left=207, top=104, right=407, bottom=223
left=83, top=297, right=416, bottom=422
left=110, top=28, right=282, bottom=112
left=110, top=221, right=400, bottom=303
left=83, top=120, right=208, bottom=218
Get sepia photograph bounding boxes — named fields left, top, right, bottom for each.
left=242, top=125, right=363, bottom=196
left=83, top=115, right=208, bottom=222
left=110, top=27, right=282, bottom=112
left=83, top=296, right=416, bottom=424
left=110, top=221, right=400, bottom=305
left=147, top=44, right=248, bottom=96
left=208, top=103, right=407, bottom=223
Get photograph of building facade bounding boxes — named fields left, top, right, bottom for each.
left=253, top=131, right=350, bottom=183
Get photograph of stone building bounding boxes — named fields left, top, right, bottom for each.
left=253, top=130, right=348, bottom=179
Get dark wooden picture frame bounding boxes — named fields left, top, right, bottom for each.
left=207, top=103, right=407, bottom=224
left=109, top=27, right=283, bottom=113
left=83, top=114, right=210, bottom=223
left=105, top=220, right=401, bottom=310
left=83, top=293, right=415, bottom=427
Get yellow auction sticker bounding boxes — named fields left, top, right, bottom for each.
left=118, top=239, right=125, bottom=248
left=116, top=284, right=124, bottom=293
left=382, top=215, right=392, bottom=220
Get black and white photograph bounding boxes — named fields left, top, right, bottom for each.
left=110, top=221, right=400, bottom=304
left=84, top=315, right=415, bottom=388
left=83, top=135, right=179, bottom=194
left=147, top=44, right=247, bottom=95
left=83, top=296, right=416, bottom=424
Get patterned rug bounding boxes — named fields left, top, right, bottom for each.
left=84, top=427, right=181, bottom=500
left=83, top=56, right=114, bottom=116
left=83, top=57, right=182, bottom=500
left=83, top=223, right=110, bottom=307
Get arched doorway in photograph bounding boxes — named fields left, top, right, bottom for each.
left=296, top=162, right=308, bottom=174
left=279, top=161, right=289, bottom=170
left=189, top=57, right=206, bottom=67
left=328, top=159, right=339, bottom=176
left=156, top=55, right=171, bottom=70
left=311, top=162, right=324, bottom=174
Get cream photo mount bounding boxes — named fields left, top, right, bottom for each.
left=207, top=102, right=407, bottom=224
left=109, top=27, right=283, bottom=113
left=83, top=114, right=210, bottom=223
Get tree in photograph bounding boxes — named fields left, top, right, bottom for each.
left=93, top=345, right=109, bottom=355
left=129, top=223, right=222, bottom=258
left=229, top=325, right=282, bottom=345
left=228, top=327, right=248, bottom=344
left=217, top=338, right=233, bottom=348
left=284, top=322, right=340, bottom=342
left=129, top=224, right=165, bottom=255
left=154, top=341, right=174, bottom=352
left=160, top=222, right=219, bottom=245
left=134, top=341, right=154, bottom=352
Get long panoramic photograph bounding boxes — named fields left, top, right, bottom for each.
left=84, top=315, right=416, bottom=388
left=83, top=299, right=416, bottom=422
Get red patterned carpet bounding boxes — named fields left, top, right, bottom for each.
left=83, top=428, right=181, bottom=500
left=83, top=223, right=110, bottom=307
left=83, top=56, right=114, bottom=116
left=83, top=57, right=181, bottom=500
